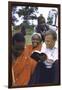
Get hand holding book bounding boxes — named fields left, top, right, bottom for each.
left=30, top=50, right=47, bottom=62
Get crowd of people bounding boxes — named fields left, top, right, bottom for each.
left=11, top=15, right=59, bottom=87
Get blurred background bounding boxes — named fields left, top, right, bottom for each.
left=12, top=6, right=58, bottom=45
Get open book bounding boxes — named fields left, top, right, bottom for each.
left=30, top=50, right=47, bottom=62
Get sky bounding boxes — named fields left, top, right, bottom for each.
left=13, top=6, right=58, bottom=26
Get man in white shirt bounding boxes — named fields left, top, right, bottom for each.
left=41, top=43, right=58, bottom=62
left=41, top=30, right=58, bottom=68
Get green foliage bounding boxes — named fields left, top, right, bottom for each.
left=26, top=28, right=33, bottom=35
left=17, top=6, right=38, bottom=20
left=21, top=20, right=30, bottom=29
left=12, top=6, right=38, bottom=33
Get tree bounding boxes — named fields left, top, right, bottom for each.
left=16, top=6, right=38, bottom=20
left=21, top=20, right=30, bottom=28
left=12, top=6, right=38, bottom=31
left=12, top=6, right=18, bottom=25
left=16, top=6, right=38, bottom=25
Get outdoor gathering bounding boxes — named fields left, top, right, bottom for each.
left=9, top=4, right=60, bottom=87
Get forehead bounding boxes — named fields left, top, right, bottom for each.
left=45, top=34, right=53, bottom=40
left=32, top=34, right=40, bottom=39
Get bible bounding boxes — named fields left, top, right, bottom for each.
left=30, top=50, right=47, bottom=62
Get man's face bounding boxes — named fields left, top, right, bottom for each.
left=13, top=41, right=25, bottom=57
left=32, top=35, right=40, bottom=48
left=45, top=35, right=55, bottom=49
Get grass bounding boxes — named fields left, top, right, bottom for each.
left=25, top=34, right=32, bottom=45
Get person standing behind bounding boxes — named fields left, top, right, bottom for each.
left=35, top=14, right=49, bottom=42
left=21, top=25, right=26, bottom=36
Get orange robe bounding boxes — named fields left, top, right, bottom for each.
left=26, top=44, right=41, bottom=73
left=12, top=44, right=41, bottom=87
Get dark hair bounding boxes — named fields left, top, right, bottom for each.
left=38, top=14, right=45, bottom=24
left=12, top=33, right=25, bottom=45
left=45, top=30, right=57, bottom=41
